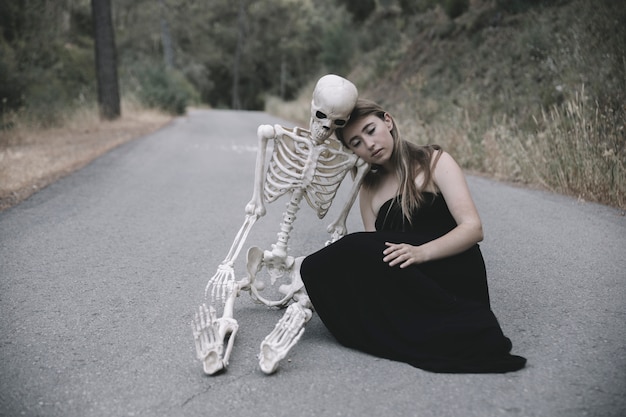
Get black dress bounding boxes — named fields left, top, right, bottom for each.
left=301, top=193, right=526, bottom=373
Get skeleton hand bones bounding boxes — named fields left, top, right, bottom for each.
left=205, top=213, right=258, bottom=302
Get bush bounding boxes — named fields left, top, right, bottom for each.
left=0, top=41, right=24, bottom=116
left=134, top=65, right=199, bottom=115
left=400, top=0, right=469, bottom=19
left=338, top=0, right=376, bottom=22
left=0, top=37, right=97, bottom=128
left=320, top=24, right=355, bottom=75
left=442, top=0, right=469, bottom=19
left=496, top=0, right=565, bottom=14
left=398, top=0, right=439, bottom=15
left=25, top=76, right=74, bottom=127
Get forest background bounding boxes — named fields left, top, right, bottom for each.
left=0, top=0, right=624, bottom=211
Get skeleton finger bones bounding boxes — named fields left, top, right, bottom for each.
left=205, top=264, right=235, bottom=302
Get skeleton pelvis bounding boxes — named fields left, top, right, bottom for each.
left=245, top=246, right=301, bottom=307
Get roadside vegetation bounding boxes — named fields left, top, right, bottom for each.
left=1, top=0, right=624, bottom=210
left=269, top=0, right=626, bottom=209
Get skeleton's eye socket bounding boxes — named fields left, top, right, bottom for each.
left=334, top=119, right=346, bottom=126
left=316, top=111, right=327, bottom=119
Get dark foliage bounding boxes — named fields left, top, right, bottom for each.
left=338, top=0, right=377, bottom=22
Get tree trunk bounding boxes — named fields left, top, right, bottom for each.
left=91, top=0, right=120, bottom=120
left=159, top=0, right=175, bottom=68
left=231, top=0, right=246, bottom=110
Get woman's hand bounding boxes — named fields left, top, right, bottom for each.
left=383, top=242, right=429, bottom=268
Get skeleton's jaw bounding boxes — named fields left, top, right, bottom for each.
left=309, top=125, right=332, bottom=144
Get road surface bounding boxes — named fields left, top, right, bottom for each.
left=1, top=109, right=625, bottom=417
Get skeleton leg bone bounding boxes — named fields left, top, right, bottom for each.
left=258, top=290, right=312, bottom=375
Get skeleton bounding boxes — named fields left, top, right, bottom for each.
left=191, top=74, right=368, bottom=375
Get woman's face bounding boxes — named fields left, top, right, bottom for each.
left=342, top=113, right=394, bottom=166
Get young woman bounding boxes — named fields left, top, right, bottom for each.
left=300, top=99, right=526, bottom=373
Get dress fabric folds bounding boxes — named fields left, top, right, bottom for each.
left=301, top=193, right=526, bottom=373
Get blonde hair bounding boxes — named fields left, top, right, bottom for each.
left=336, top=99, right=442, bottom=222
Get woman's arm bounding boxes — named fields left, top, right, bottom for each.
left=383, top=151, right=483, bottom=268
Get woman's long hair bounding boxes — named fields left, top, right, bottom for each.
left=336, top=99, right=442, bottom=222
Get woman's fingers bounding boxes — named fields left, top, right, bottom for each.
left=383, top=242, right=420, bottom=268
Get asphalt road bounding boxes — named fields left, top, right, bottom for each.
left=1, top=109, right=625, bottom=417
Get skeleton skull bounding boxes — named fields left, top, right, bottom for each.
left=310, top=74, right=358, bottom=143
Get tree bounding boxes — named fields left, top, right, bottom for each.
left=91, top=0, right=120, bottom=120
left=159, top=0, right=175, bottom=68
left=232, top=0, right=247, bottom=109
left=337, top=0, right=376, bottom=22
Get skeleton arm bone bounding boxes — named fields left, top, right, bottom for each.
left=246, top=124, right=276, bottom=217
left=206, top=125, right=275, bottom=301
left=326, top=158, right=369, bottom=244
left=205, top=213, right=258, bottom=301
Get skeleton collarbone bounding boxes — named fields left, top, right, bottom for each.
left=264, top=125, right=358, bottom=218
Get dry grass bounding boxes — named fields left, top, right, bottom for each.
left=265, top=89, right=313, bottom=127
left=270, top=83, right=625, bottom=210
left=517, top=91, right=625, bottom=208
left=399, top=87, right=626, bottom=209
left=0, top=100, right=172, bottom=211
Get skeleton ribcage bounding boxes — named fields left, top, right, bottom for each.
left=263, top=133, right=355, bottom=219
